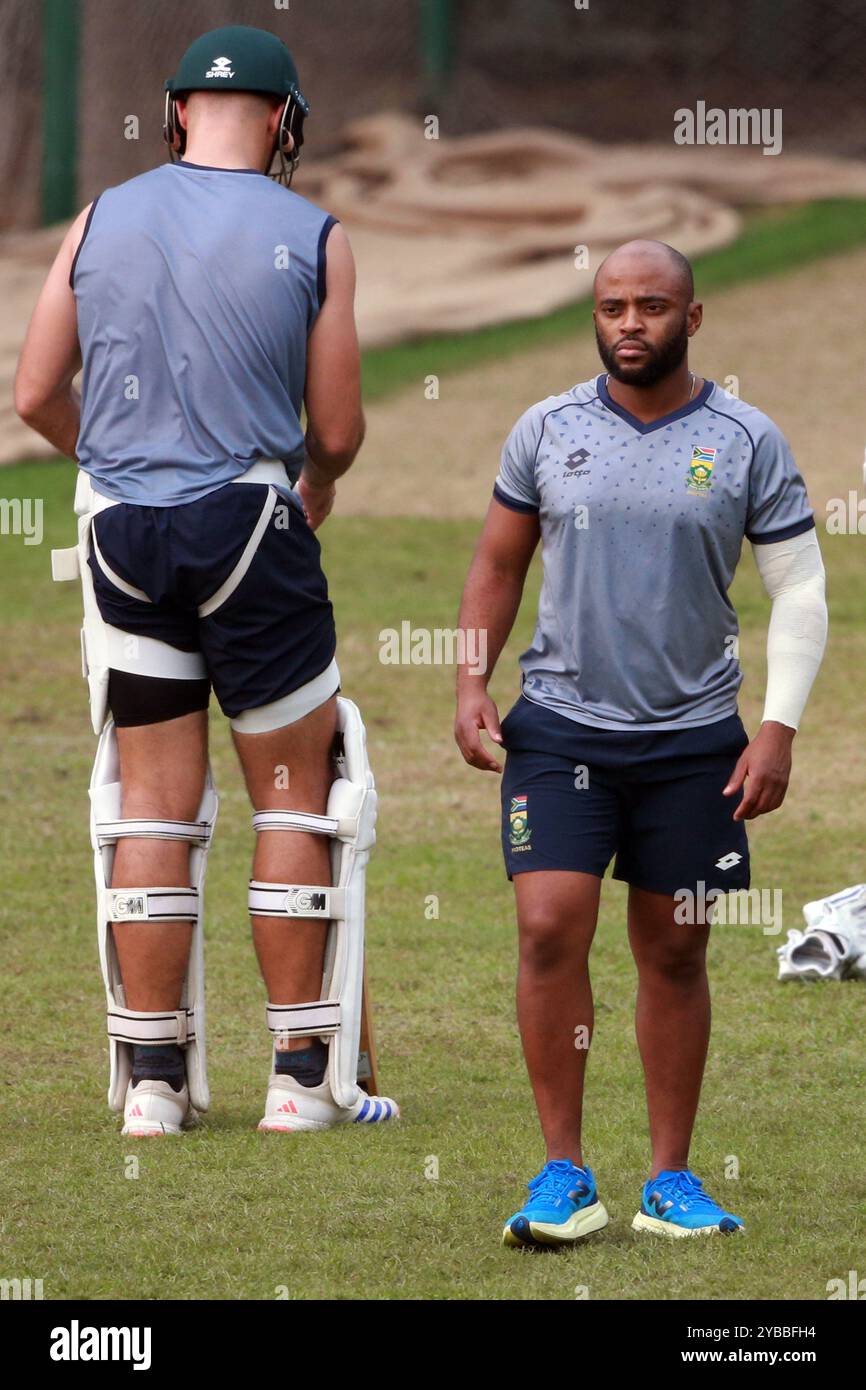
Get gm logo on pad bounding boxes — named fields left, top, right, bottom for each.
left=285, top=889, right=328, bottom=915
left=112, top=893, right=147, bottom=918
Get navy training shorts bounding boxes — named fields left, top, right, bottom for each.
left=500, top=695, right=751, bottom=897
left=88, top=481, right=336, bottom=722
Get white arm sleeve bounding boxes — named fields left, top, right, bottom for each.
left=751, top=529, right=828, bottom=732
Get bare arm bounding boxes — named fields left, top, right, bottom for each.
left=15, top=204, right=91, bottom=458
left=298, top=222, right=363, bottom=526
left=455, top=497, right=540, bottom=772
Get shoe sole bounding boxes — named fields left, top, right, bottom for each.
left=258, top=1118, right=327, bottom=1133
left=122, top=1124, right=180, bottom=1138
left=257, top=1113, right=400, bottom=1133
left=631, top=1211, right=744, bottom=1238
left=503, top=1199, right=610, bottom=1248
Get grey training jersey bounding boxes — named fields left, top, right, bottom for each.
left=72, top=160, right=336, bottom=505
left=494, top=375, right=815, bottom=730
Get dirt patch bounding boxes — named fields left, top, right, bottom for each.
left=5, top=117, right=866, bottom=467
left=336, top=244, right=866, bottom=523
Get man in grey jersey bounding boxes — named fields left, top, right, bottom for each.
left=455, top=239, right=827, bottom=1245
left=16, top=26, right=397, bottom=1137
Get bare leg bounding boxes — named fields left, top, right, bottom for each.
left=627, top=886, right=711, bottom=1178
left=232, top=695, right=338, bottom=1052
left=514, top=871, right=602, bottom=1166
left=110, top=710, right=209, bottom=1010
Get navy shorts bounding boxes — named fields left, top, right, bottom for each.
left=500, top=696, right=750, bottom=896
left=89, top=482, right=336, bottom=720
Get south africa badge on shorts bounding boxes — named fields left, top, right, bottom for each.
left=509, top=795, right=531, bottom=847
left=686, top=445, right=717, bottom=494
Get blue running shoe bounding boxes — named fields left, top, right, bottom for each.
left=503, top=1160, right=609, bottom=1248
left=632, top=1169, right=744, bottom=1237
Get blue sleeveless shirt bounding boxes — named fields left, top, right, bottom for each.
left=72, top=160, right=336, bottom=505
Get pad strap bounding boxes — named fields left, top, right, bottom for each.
left=97, top=817, right=212, bottom=846
left=266, top=1001, right=340, bottom=1037
left=108, top=1006, right=196, bottom=1046
left=248, top=883, right=346, bottom=919
left=252, top=809, right=358, bottom=839
left=107, top=887, right=198, bottom=921
left=51, top=546, right=80, bottom=581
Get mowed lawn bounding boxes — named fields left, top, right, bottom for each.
left=0, top=459, right=863, bottom=1301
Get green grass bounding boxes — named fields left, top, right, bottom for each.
left=1, top=464, right=863, bottom=1300
left=362, top=199, right=866, bottom=400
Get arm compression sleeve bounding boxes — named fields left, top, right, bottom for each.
left=751, top=528, right=828, bottom=732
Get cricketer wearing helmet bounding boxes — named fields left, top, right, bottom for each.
left=16, top=25, right=397, bottom=1136
left=455, top=240, right=827, bottom=1245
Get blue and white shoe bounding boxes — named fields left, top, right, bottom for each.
left=503, top=1160, right=609, bottom=1248
left=259, top=1074, right=399, bottom=1132
left=632, top=1169, right=744, bottom=1237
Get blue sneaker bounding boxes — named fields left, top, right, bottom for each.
left=632, top=1169, right=744, bottom=1237
left=503, top=1159, right=609, bottom=1248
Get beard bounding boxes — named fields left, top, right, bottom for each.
left=596, top=318, right=690, bottom=387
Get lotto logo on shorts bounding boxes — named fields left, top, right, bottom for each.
left=715, top=852, right=743, bottom=871
left=111, top=894, right=147, bottom=918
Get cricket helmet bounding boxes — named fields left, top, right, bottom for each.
left=163, top=25, right=310, bottom=185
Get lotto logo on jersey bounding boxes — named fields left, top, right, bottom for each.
left=686, top=445, right=717, bottom=494
left=564, top=448, right=591, bottom=476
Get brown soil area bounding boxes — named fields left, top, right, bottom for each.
left=337, top=245, right=866, bottom=522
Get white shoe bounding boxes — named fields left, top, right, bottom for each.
left=258, top=1072, right=399, bottom=1133
left=122, top=1078, right=196, bottom=1137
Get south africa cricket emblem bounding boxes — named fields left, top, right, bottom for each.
left=509, top=795, right=531, bottom=847
left=686, top=445, right=717, bottom=494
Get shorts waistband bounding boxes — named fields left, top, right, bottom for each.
left=74, top=460, right=293, bottom=517
left=74, top=471, right=118, bottom=518
left=230, top=459, right=292, bottom=488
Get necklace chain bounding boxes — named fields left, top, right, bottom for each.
left=606, top=371, right=697, bottom=403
